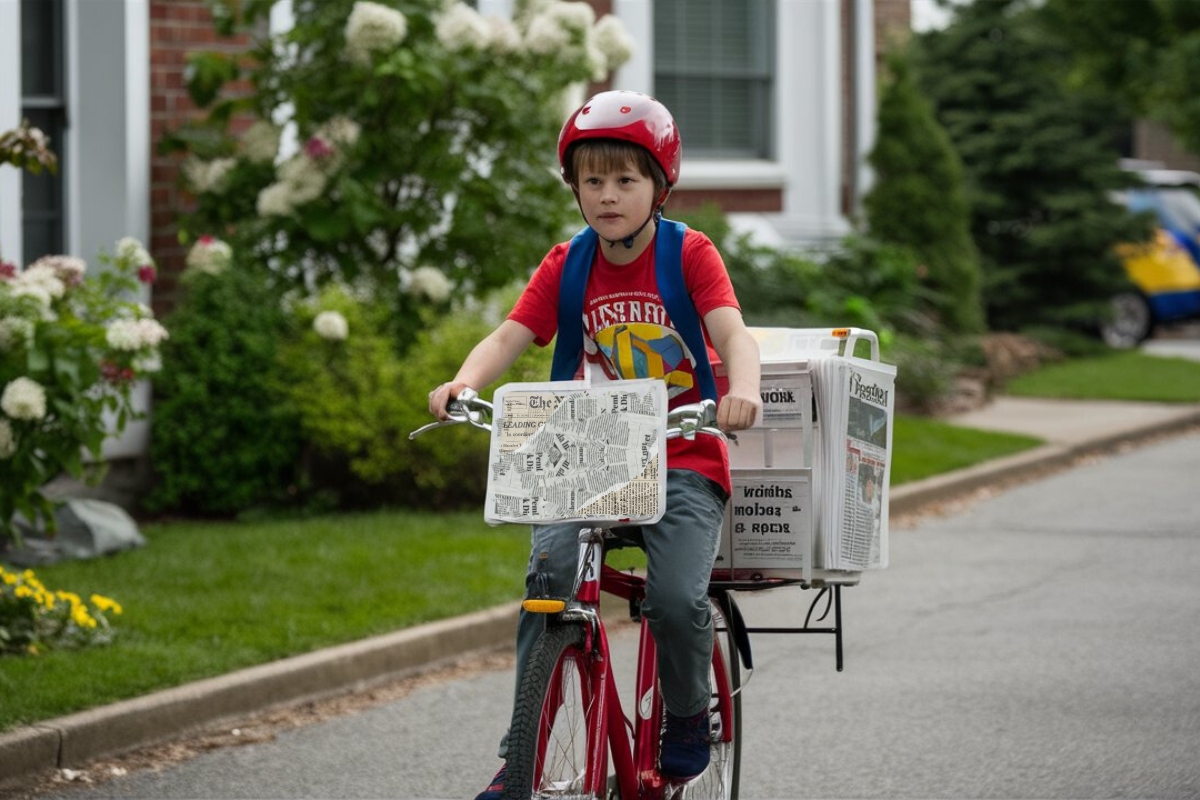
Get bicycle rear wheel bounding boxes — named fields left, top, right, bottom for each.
left=505, top=624, right=603, bottom=800
left=686, top=600, right=742, bottom=799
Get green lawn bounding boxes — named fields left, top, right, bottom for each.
left=890, top=416, right=1041, bottom=485
left=2, top=349, right=1197, bottom=732
left=1006, top=351, right=1200, bottom=402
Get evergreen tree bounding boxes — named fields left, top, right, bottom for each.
left=910, top=0, right=1151, bottom=332
left=1041, top=0, right=1200, bottom=158
left=864, top=51, right=985, bottom=335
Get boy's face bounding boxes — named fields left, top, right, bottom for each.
left=575, top=156, right=658, bottom=245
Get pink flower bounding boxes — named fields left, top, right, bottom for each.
left=100, top=361, right=136, bottom=385
left=0, top=261, right=16, bottom=280
left=198, top=234, right=215, bottom=245
left=138, top=265, right=157, bottom=284
left=304, top=136, right=335, bottom=160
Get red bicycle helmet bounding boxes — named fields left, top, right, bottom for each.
left=558, top=90, right=681, bottom=187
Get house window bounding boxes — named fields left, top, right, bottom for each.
left=21, top=0, right=66, bottom=260
left=653, top=0, right=774, bottom=159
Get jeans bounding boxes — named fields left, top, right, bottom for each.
left=497, top=468, right=728, bottom=758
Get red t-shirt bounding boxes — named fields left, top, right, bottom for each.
left=508, top=227, right=739, bottom=494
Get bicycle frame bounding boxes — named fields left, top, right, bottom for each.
left=411, top=390, right=744, bottom=799
left=529, top=526, right=738, bottom=799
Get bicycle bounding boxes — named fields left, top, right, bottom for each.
left=411, top=384, right=751, bottom=800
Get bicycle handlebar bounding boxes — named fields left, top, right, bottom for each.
left=408, top=389, right=733, bottom=443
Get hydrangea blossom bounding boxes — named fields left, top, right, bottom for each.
left=256, top=182, right=296, bottom=217
left=0, top=419, right=15, bottom=459
left=115, top=237, right=154, bottom=269
left=0, top=318, right=34, bottom=351
left=524, top=12, right=573, bottom=54
left=182, top=156, right=237, bottom=194
left=15, top=264, right=66, bottom=300
left=345, top=1, right=408, bottom=66
left=185, top=235, right=234, bottom=275
left=1, top=377, right=47, bottom=421
left=8, top=281, right=54, bottom=314
left=436, top=3, right=492, bottom=52
left=407, top=266, right=453, bottom=303
left=315, top=116, right=362, bottom=149
left=257, top=152, right=329, bottom=217
left=313, top=310, right=350, bottom=341
left=241, top=120, right=282, bottom=163
left=592, top=15, right=634, bottom=72
left=486, top=15, right=522, bottom=53
left=29, top=254, right=86, bottom=287
left=544, top=0, right=595, bottom=33
left=105, top=318, right=170, bottom=351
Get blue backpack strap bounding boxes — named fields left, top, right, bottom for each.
left=551, top=219, right=718, bottom=402
left=655, top=219, right=718, bottom=402
left=551, top=227, right=598, bottom=381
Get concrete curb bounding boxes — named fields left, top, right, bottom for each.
left=889, top=405, right=1200, bottom=515
left=0, top=603, right=519, bottom=789
left=4, top=404, right=1200, bottom=790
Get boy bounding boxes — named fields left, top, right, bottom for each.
left=426, top=90, right=761, bottom=799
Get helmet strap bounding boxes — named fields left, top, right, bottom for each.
left=570, top=185, right=671, bottom=250
left=602, top=208, right=660, bottom=250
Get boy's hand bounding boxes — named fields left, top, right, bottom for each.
left=717, top=391, right=761, bottom=432
left=428, top=381, right=472, bottom=420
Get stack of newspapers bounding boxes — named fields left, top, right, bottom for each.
left=809, top=353, right=896, bottom=572
left=724, top=328, right=896, bottom=582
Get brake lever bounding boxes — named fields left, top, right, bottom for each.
left=408, top=388, right=494, bottom=439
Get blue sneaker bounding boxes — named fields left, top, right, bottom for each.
left=474, top=764, right=506, bottom=800
left=659, top=710, right=711, bottom=780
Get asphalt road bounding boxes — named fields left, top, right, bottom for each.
left=32, top=429, right=1200, bottom=800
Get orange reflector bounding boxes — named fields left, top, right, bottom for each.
left=522, top=599, right=567, bottom=614
left=832, top=328, right=850, bottom=338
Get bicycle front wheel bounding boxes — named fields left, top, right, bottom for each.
left=687, top=599, right=742, bottom=800
left=505, top=624, right=603, bottom=800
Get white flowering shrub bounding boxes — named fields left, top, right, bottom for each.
left=165, top=0, right=634, bottom=353
left=0, top=242, right=167, bottom=543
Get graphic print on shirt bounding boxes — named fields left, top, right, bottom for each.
left=580, top=291, right=699, bottom=399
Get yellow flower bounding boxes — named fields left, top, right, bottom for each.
left=70, top=603, right=96, bottom=629
left=56, top=590, right=82, bottom=606
left=91, top=594, right=123, bottom=615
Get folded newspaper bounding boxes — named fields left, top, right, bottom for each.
left=811, top=355, right=896, bottom=571
left=484, top=379, right=668, bottom=526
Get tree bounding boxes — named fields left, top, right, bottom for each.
left=864, top=51, right=985, bottom=335
left=1040, top=0, right=1200, bottom=158
left=910, top=0, right=1152, bottom=332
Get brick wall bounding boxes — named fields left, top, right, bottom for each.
left=148, top=1, right=254, bottom=316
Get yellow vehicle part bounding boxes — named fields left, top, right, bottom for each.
left=522, top=599, right=567, bottom=613
left=1115, top=229, right=1200, bottom=294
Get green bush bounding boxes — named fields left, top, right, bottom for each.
left=884, top=335, right=957, bottom=413
left=274, top=282, right=553, bottom=510
left=675, top=205, right=962, bottom=410
left=146, top=264, right=301, bottom=516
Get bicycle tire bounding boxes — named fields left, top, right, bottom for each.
left=505, top=623, right=602, bottom=800
left=687, top=600, right=742, bottom=800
